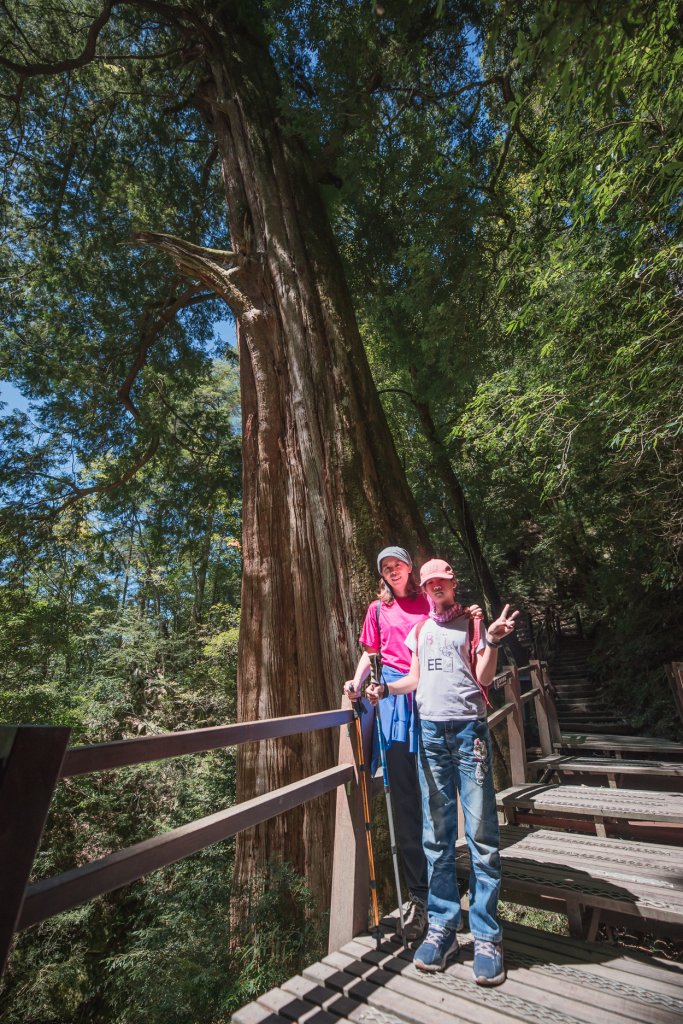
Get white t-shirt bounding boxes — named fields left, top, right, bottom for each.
left=405, top=615, right=486, bottom=721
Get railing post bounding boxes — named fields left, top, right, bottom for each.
left=666, top=662, right=683, bottom=727
left=0, top=725, right=70, bottom=977
left=529, top=660, right=553, bottom=758
left=503, top=664, right=527, bottom=785
left=540, top=661, right=563, bottom=748
left=328, top=697, right=374, bottom=953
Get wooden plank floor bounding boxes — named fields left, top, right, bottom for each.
left=456, top=826, right=683, bottom=931
left=497, top=783, right=683, bottom=825
left=232, top=921, right=683, bottom=1024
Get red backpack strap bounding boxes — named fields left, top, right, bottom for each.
left=469, top=615, right=492, bottom=708
left=468, top=614, right=480, bottom=668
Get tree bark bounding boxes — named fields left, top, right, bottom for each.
left=148, top=15, right=431, bottom=910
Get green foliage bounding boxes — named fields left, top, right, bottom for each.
left=230, top=863, right=327, bottom=1009
left=498, top=900, right=568, bottom=936
left=1, top=0, right=682, bottom=1019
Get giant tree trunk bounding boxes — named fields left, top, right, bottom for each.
left=144, top=16, right=431, bottom=910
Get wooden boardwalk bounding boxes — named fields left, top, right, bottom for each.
left=233, top=921, right=683, bottom=1024
left=230, top=639, right=683, bottom=1024
left=548, top=636, right=628, bottom=734
left=457, top=825, right=683, bottom=939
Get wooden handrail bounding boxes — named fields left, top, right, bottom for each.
left=488, top=702, right=515, bottom=729
left=18, top=763, right=354, bottom=930
left=0, top=708, right=360, bottom=978
left=2, top=652, right=582, bottom=976
left=61, top=709, right=353, bottom=777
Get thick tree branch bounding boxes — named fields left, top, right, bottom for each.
left=388, top=76, right=500, bottom=105
left=0, top=1, right=116, bottom=78
left=134, top=230, right=255, bottom=315
left=190, top=144, right=219, bottom=239
left=490, top=128, right=513, bottom=190
left=118, top=283, right=211, bottom=418
left=54, top=434, right=161, bottom=512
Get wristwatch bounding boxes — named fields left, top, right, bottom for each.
left=380, top=681, right=390, bottom=698
left=486, top=633, right=504, bottom=649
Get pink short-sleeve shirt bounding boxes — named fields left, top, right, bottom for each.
left=359, top=594, right=430, bottom=673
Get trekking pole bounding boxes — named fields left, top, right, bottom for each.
left=350, top=690, right=382, bottom=950
left=369, top=654, right=405, bottom=946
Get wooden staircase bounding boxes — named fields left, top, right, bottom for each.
left=549, top=634, right=629, bottom=735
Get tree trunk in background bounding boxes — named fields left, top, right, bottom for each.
left=413, top=398, right=502, bottom=617
left=161, top=16, right=432, bottom=910
left=192, top=510, right=214, bottom=625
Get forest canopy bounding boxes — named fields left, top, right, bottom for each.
left=1, top=1, right=681, bottom=1021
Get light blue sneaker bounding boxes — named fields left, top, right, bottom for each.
left=414, top=925, right=459, bottom=972
left=473, top=939, right=505, bottom=986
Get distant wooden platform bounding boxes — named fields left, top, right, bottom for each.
left=558, top=733, right=683, bottom=757
left=529, top=754, right=683, bottom=786
left=497, top=782, right=683, bottom=836
left=233, top=921, right=683, bottom=1024
left=456, top=826, right=683, bottom=940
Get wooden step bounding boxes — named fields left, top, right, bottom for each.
left=497, top=782, right=683, bottom=837
left=529, top=753, right=683, bottom=783
left=557, top=733, right=683, bottom=756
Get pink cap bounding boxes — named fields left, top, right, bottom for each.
left=419, top=558, right=456, bottom=586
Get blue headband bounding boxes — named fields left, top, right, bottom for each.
left=376, top=546, right=413, bottom=574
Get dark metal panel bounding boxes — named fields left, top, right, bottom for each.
left=19, top=762, right=354, bottom=929
left=0, top=725, right=71, bottom=975
left=60, top=709, right=353, bottom=777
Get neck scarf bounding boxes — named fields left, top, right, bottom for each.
left=427, top=596, right=464, bottom=623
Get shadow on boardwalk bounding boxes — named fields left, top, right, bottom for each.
left=233, top=918, right=683, bottom=1024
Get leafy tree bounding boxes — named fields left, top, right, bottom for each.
left=0, top=0, right=437, bottom=908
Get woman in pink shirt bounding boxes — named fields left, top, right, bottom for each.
left=345, top=546, right=431, bottom=940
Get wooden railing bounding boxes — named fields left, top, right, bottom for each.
left=0, top=709, right=356, bottom=977
left=1, top=662, right=561, bottom=978
left=529, top=605, right=586, bottom=662
left=484, top=659, right=559, bottom=785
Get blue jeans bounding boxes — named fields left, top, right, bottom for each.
left=417, top=718, right=502, bottom=942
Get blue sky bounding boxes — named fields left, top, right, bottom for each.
left=0, top=380, right=29, bottom=414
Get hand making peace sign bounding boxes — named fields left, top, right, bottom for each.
left=487, top=603, right=519, bottom=644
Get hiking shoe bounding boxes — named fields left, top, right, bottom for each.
left=403, top=896, right=428, bottom=942
left=473, top=939, right=505, bottom=986
left=414, top=925, right=459, bottom=972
